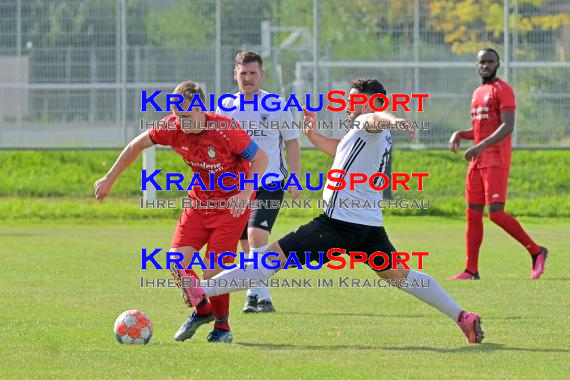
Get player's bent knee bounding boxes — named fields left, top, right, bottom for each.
left=489, top=210, right=507, bottom=224
left=248, top=228, right=270, bottom=248
left=170, top=246, right=198, bottom=268
left=203, top=268, right=225, bottom=279
left=467, top=203, right=485, bottom=212
left=262, top=242, right=287, bottom=275
left=240, top=239, right=250, bottom=253
left=375, top=267, right=407, bottom=281
left=488, top=202, right=505, bottom=214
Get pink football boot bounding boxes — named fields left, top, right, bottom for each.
left=457, top=310, right=484, bottom=344
left=531, top=247, right=549, bottom=280
left=169, top=263, right=206, bottom=307
left=448, top=271, right=480, bottom=280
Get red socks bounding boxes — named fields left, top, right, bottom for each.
left=465, top=208, right=484, bottom=274
left=210, top=294, right=230, bottom=330
left=195, top=298, right=212, bottom=316
left=183, top=269, right=212, bottom=316
left=182, top=269, right=230, bottom=330
left=489, top=210, right=542, bottom=255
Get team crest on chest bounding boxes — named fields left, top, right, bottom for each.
left=208, top=146, right=216, bottom=160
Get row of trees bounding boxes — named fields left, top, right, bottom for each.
left=1, top=0, right=568, bottom=60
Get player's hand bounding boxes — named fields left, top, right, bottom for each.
left=94, top=177, right=114, bottom=202
left=408, top=127, right=416, bottom=141
left=288, top=187, right=301, bottom=200
left=464, top=144, right=484, bottom=161
left=399, top=119, right=416, bottom=140
left=302, top=105, right=317, bottom=137
left=449, top=132, right=461, bottom=153
left=228, top=190, right=251, bottom=218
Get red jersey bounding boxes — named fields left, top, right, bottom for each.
left=470, top=78, right=516, bottom=169
left=148, top=112, right=254, bottom=201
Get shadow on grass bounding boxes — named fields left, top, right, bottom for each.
left=277, top=311, right=427, bottom=318
left=236, top=342, right=570, bottom=354
left=277, top=311, right=526, bottom=320
left=0, top=232, right=43, bottom=236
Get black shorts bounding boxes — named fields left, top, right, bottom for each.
left=278, top=214, right=397, bottom=272
left=240, top=186, right=285, bottom=240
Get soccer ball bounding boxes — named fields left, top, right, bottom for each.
left=113, top=310, right=153, bottom=345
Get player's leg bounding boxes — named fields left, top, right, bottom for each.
left=238, top=227, right=260, bottom=312
left=198, top=214, right=361, bottom=297
left=450, top=166, right=485, bottom=280
left=201, top=240, right=288, bottom=298
left=170, top=245, right=216, bottom=342
left=169, top=209, right=215, bottom=342
left=169, top=209, right=210, bottom=307
left=483, top=167, right=547, bottom=279
left=361, top=227, right=484, bottom=344
left=194, top=208, right=251, bottom=343
left=242, top=187, right=284, bottom=313
left=245, top=227, right=275, bottom=312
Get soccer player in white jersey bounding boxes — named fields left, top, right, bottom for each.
left=216, top=51, right=301, bottom=313
left=177, top=78, right=484, bottom=344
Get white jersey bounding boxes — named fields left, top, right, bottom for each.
left=323, top=114, right=392, bottom=226
left=216, top=89, right=300, bottom=186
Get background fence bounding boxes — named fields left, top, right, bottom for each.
left=0, top=0, right=569, bottom=148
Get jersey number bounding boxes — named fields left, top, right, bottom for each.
left=373, top=148, right=391, bottom=188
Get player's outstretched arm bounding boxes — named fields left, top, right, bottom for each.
left=464, top=111, right=514, bottom=161
left=365, top=111, right=414, bottom=139
left=449, top=129, right=474, bottom=153
left=284, top=138, right=301, bottom=199
left=303, top=106, right=340, bottom=157
left=94, top=131, right=155, bottom=202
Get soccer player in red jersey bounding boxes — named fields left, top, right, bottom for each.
left=94, top=81, right=268, bottom=343
left=448, top=48, right=548, bottom=281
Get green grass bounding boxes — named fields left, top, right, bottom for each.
left=1, top=214, right=569, bottom=379
left=1, top=149, right=570, bottom=217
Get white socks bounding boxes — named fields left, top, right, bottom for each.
left=246, top=246, right=272, bottom=301
left=247, top=284, right=272, bottom=302
left=199, top=253, right=462, bottom=322
left=200, top=244, right=275, bottom=298
left=400, top=270, right=462, bottom=321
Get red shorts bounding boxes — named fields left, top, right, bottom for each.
left=466, top=166, right=509, bottom=205
left=171, top=207, right=250, bottom=264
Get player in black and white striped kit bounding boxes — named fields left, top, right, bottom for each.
left=184, top=78, right=484, bottom=344
left=322, top=112, right=392, bottom=226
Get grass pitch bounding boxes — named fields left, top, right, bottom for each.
left=1, top=214, right=569, bottom=379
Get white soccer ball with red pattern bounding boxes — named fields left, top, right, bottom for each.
left=114, top=310, right=153, bottom=345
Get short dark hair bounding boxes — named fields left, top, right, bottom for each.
left=235, top=51, right=263, bottom=68
left=173, top=81, right=205, bottom=104
left=350, top=78, right=387, bottom=97
left=350, top=78, right=387, bottom=107
left=480, top=48, right=500, bottom=62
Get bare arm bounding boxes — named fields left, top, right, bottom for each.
left=94, top=131, right=155, bottom=202
left=478, top=111, right=514, bottom=149
left=364, top=110, right=411, bottom=137
left=458, top=129, right=475, bottom=140
left=464, top=111, right=514, bottom=161
left=284, top=138, right=301, bottom=199
left=449, top=128, right=474, bottom=153
left=303, top=106, right=340, bottom=157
